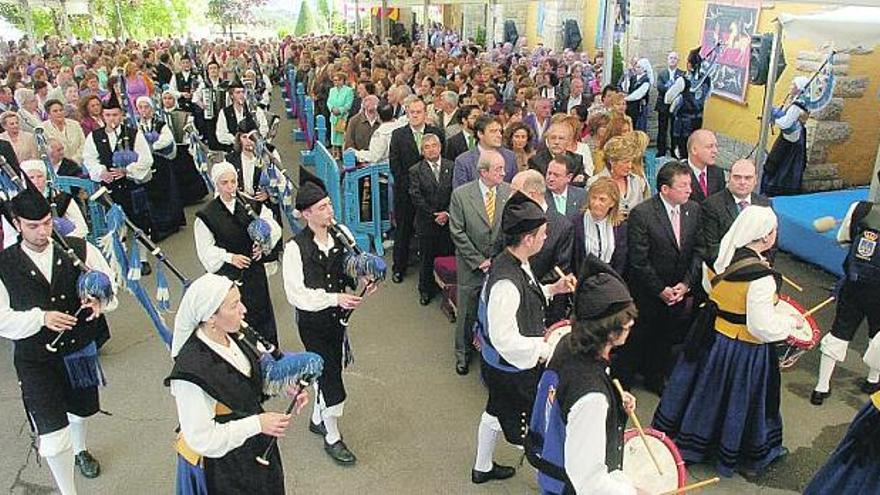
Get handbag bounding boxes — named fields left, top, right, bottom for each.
left=334, top=116, right=347, bottom=133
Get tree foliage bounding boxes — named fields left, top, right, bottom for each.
left=207, top=0, right=267, bottom=34
left=293, top=0, right=317, bottom=37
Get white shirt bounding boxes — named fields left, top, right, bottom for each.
left=566, top=94, right=583, bottom=112
left=193, top=197, right=281, bottom=273
left=0, top=239, right=118, bottom=340
left=216, top=104, right=269, bottom=146
left=659, top=193, right=681, bottom=224
left=566, top=392, right=638, bottom=494
left=485, top=259, right=552, bottom=369
left=354, top=121, right=399, bottom=164
left=583, top=214, right=615, bottom=263
left=281, top=225, right=355, bottom=311
left=169, top=330, right=261, bottom=459
left=81, top=124, right=154, bottom=184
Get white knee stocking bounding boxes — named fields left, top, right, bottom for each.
left=40, top=428, right=77, bottom=495
left=474, top=412, right=501, bottom=472
left=322, top=402, right=344, bottom=444
left=815, top=354, right=837, bottom=393
left=66, top=414, right=87, bottom=454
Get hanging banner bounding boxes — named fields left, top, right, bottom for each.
left=700, top=0, right=762, bottom=103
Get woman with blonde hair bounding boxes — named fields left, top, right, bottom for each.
left=574, top=177, right=628, bottom=275
left=0, top=111, right=38, bottom=161
left=122, top=61, right=154, bottom=117
left=588, top=135, right=650, bottom=217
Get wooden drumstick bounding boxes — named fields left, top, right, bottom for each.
left=781, top=275, right=803, bottom=292
left=553, top=266, right=576, bottom=292
left=804, top=296, right=836, bottom=318
left=659, top=476, right=721, bottom=495
left=612, top=379, right=663, bottom=476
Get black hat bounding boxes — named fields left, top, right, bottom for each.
left=228, top=74, right=244, bottom=89
left=207, top=56, right=220, bottom=68
left=102, top=90, right=122, bottom=110
left=181, top=53, right=191, bottom=61
left=295, top=179, right=328, bottom=211
left=237, top=116, right=258, bottom=135
left=501, top=191, right=546, bottom=236
left=10, top=188, right=51, bottom=221
left=574, top=272, right=633, bottom=321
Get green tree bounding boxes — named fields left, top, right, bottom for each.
left=293, top=0, right=317, bottom=37
left=315, top=0, right=330, bottom=33
left=208, top=0, right=267, bottom=35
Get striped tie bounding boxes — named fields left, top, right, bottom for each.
left=485, top=188, right=496, bottom=224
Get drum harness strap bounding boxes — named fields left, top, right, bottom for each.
left=710, top=258, right=774, bottom=327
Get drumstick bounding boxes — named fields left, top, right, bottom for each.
left=781, top=275, right=803, bottom=292
left=659, top=476, right=721, bottom=495
left=612, top=379, right=663, bottom=476
left=804, top=296, right=836, bottom=318
left=553, top=266, right=576, bottom=292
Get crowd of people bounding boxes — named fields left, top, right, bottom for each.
left=0, top=27, right=878, bottom=495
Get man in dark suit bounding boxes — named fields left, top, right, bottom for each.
left=655, top=52, right=684, bottom=157
left=522, top=97, right=552, bottom=148
left=443, top=105, right=481, bottom=162
left=686, top=129, right=725, bottom=203
left=620, top=160, right=705, bottom=394
left=555, top=77, right=590, bottom=115
left=528, top=121, right=585, bottom=182
left=435, top=90, right=462, bottom=137
left=155, top=53, right=174, bottom=88
left=512, top=169, right=574, bottom=324
left=449, top=150, right=511, bottom=375
left=702, top=158, right=772, bottom=263
left=388, top=98, right=444, bottom=283
left=409, top=133, right=455, bottom=305
left=544, top=157, right=587, bottom=224
left=452, top=115, right=517, bottom=187
left=0, top=138, right=19, bottom=172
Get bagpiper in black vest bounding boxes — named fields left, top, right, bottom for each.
left=221, top=103, right=255, bottom=137
left=845, top=202, right=880, bottom=285
left=90, top=124, right=152, bottom=231
left=291, top=226, right=354, bottom=330
left=165, top=333, right=285, bottom=494
left=0, top=237, right=100, bottom=360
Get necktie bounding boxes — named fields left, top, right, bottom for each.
left=738, top=200, right=749, bottom=212
left=554, top=194, right=566, bottom=215
left=485, top=188, right=496, bottom=224
left=431, top=162, right=440, bottom=181
left=466, top=133, right=475, bottom=150
left=671, top=208, right=681, bottom=247
left=699, top=171, right=708, bottom=197
left=414, top=130, right=422, bottom=149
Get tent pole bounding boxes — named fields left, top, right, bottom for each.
left=755, top=19, right=783, bottom=190
left=423, top=0, right=429, bottom=48
left=601, top=0, right=614, bottom=86
left=380, top=0, right=387, bottom=43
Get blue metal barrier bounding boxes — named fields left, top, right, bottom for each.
left=283, top=66, right=295, bottom=119
left=341, top=151, right=394, bottom=254
left=55, top=176, right=107, bottom=244
left=315, top=114, right=327, bottom=148
left=311, top=140, right=342, bottom=212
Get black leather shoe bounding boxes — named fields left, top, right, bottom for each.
left=324, top=439, right=357, bottom=465
left=456, top=362, right=469, bottom=376
left=141, top=261, right=152, bottom=276
left=75, top=450, right=101, bottom=478
left=392, top=272, right=404, bottom=283
left=861, top=380, right=880, bottom=395
left=810, top=390, right=831, bottom=406
left=309, top=421, right=326, bottom=436
left=472, top=463, right=515, bottom=484
left=419, top=293, right=432, bottom=306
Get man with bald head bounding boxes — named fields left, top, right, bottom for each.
left=701, top=158, right=771, bottom=263
left=686, top=129, right=726, bottom=203
left=343, top=94, right=380, bottom=151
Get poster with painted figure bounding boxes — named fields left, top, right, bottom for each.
left=700, top=1, right=761, bottom=103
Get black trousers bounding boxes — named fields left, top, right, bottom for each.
left=393, top=186, right=416, bottom=275
left=831, top=281, right=880, bottom=342
left=656, top=110, right=674, bottom=157
left=16, top=355, right=100, bottom=435
left=418, top=228, right=453, bottom=295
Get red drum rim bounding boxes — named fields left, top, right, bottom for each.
left=778, top=294, right=821, bottom=349
left=544, top=319, right=572, bottom=341
left=623, top=427, right=688, bottom=488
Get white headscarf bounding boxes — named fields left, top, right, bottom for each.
left=637, top=58, right=655, bottom=86
left=714, top=205, right=777, bottom=274
left=171, top=273, right=235, bottom=358
left=19, top=159, right=46, bottom=174
left=135, top=96, right=154, bottom=108
left=210, top=161, right=237, bottom=188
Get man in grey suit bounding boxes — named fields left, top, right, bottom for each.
left=702, top=158, right=772, bottom=264
left=544, top=157, right=587, bottom=224
left=452, top=115, right=517, bottom=188
left=449, top=150, right=512, bottom=375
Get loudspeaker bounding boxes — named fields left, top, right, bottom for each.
left=750, top=33, right=787, bottom=86
left=503, top=20, right=519, bottom=46
left=390, top=22, right=410, bottom=46
left=563, top=20, right=582, bottom=51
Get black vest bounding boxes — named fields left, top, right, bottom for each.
left=486, top=250, right=547, bottom=339
left=292, top=227, right=352, bottom=328
left=91, top=125, right=142, bottom=194
left=165, top=334, right=284, bottom=494
left=222, top=104, right=253, bottom=136
left=194, top=197, right=267, bottom=280
left=550, top=337, right=626, bottom=471
left=174, top=71, right=194, bottom=94
left=225, top=151, right=264, bottom=195
left=845, top=201, right=880, bottom=285
left=0, top=238, right=100, bottom=360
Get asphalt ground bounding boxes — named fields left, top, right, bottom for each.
left=0, top=90, right=871, bottom=494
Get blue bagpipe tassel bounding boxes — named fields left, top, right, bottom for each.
left=63, top=342, right=106, bottom=389
left=127, top=235, right=141, bottom=282
left=155, top=262, right=171, bottom=313
left=259, top=351, right=324, bottom=396
left=342, top=330, right=354, bottom=369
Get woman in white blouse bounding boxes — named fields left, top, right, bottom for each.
left=588, top=135, right=650, bottom=218
left=574, top=177, right=627, bottom=276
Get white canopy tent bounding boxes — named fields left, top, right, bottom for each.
left=756, top=5, right=880, bottom=200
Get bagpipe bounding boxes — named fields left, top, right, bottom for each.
left=233, top=320, right=324, bottom=466
left=783, top=51, right=836, bottom=114
left=667, top=42, right=723, bottom=115
left=183, top=120, right=215, bottom=195
left=0, top=156, right=115, bottom=353
left=236, top=190, right=275, bottom=257
left=328, top=219, right=387, bottom=327
left=246, top=130, right=302, bottom=234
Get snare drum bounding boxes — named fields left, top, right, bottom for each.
left=622, top=428, right=687, bottom=493
left=775, top=294, right=821, bottom=370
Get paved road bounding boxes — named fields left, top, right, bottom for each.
left=0, top=92, right=870, bottom=494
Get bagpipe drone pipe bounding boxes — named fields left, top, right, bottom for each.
left=247, top=129, right=303, bottom=234
left=235, top=190, right=275, bottom=257
left=33, top=127, right=78, bottom=237
left=0, top=156, right=115, bottom=353
left=328, top=218, right=387, bottom=327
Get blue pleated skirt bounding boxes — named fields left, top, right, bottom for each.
left=175, top=454, right=207, bottom=495
left=804, top=401, right=880, bottom=494
left=652, top=333, right=784, bottom=477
